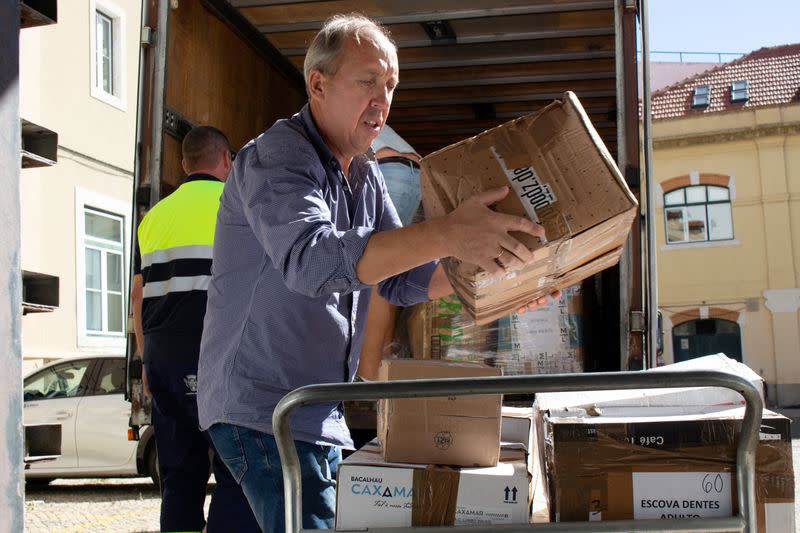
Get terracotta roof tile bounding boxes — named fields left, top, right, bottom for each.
left=651, top=43, right=800, bottom=120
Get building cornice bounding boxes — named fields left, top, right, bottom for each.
left=653, top=122, right=800, bottom=150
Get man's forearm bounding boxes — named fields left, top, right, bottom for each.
left=131, top=274, right=145, bottom=357
left=356, top=217, right=450, bottom=285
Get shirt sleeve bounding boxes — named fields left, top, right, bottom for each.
left=233, top=131, right=373, bottom=299
left=374, top=166, right=438, bottom=307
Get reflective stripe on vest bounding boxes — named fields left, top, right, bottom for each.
left=142, top=275, right=212, bottom=298
left=138, top=180, right=222, bottom=298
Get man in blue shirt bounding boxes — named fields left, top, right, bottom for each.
left=198, top=13, right=554, bottom=533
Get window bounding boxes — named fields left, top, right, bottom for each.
left=692, top=85, right=710, bottom=107
left=664, top=185, right=733, bottom=244
left=23, top=360, right=93, bottom=401
left=84, top=208, right=125, bottom=335
left=75, top=188, right=130, bottom=351
left=95, top=11, right=114, bottom=95
left=87, top=358, right=126, bottom=395
left=731, top=80, right=749, bottom=102
left=90, top=1, right=125, bottom=109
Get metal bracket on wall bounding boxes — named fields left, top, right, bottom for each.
left=630, top=310, right=645, bottom=332
left=163, top=107, right=194, bottom=141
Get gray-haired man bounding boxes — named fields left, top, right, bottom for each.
left=198, top=13, right=555, bottom=532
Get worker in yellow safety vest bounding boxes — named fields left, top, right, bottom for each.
left=132, top=126, right=258, bottom=533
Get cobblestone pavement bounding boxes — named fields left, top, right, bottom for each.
left=24, top=478, right=210, bottom=533
left=24, top=442, right=800, bottom=532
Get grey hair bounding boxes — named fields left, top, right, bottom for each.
left=303, top=13, right=396, bottom=95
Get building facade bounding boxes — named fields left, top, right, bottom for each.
left=651, top=44, right=800, bottom=406
left=19, top=1, right=140, bottom=372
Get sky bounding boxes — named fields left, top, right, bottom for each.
left=643, top=0, right=800, bottom=62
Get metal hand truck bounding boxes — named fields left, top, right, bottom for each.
left=273, top=370, right=763, bottom=533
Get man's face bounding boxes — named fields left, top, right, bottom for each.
left=312, top=33, right=398, bottom=165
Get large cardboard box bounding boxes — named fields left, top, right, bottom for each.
left=335, top=440, right=530, bottom=530
left=539, top=406, right=794, bottom=532
left=377, top=359, right=502, bottom=467
left=420, top=91, right=637, bottom=324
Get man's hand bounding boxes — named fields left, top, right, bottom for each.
left=140, top=360, right=152, bottom=400
left=443, top=186, right=545, bottom=275
left=516, top=289, right=562, bottom=314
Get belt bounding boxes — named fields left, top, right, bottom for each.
left=377, top=155, right=420, bottom=170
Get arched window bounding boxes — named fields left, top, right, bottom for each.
left=664, top=185, right=733, bottom=244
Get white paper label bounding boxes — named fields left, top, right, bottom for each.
left=455, top=506, right=512, bottom=526
left=632, top=472, right=732, bottom=520
left=491, top=147, right=556, bottom=224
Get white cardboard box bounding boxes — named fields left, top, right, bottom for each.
left=336, top=441, right=530, bottom=530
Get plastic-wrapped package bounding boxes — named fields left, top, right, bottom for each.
left=406, top=284, right=584, bottom=375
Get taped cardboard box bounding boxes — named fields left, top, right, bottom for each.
left=539, top=406, right=794, bottom=532
left=335, top=440, right=530, bottom=530
left=420, top=91, right=637, bottom=324
left=377, top=359, right=502, bottom=467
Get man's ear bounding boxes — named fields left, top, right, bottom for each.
left=181, top=157, right=190, bottom=176
left=308, top=70, right=325, bottom=100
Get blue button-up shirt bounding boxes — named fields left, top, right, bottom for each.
left=197, top=105, right=437, bottom=448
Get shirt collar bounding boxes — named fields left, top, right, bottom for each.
left=184, top=173, right=223, bottom=184
left=298, top=104, right=376, bottom=175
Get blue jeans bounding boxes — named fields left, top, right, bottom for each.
left=207, top=423, right=341, bottom=533
left=379, top=161, right=421, bottom=226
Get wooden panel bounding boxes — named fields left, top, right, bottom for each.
left=160, top=134, right=185, bottom=198
left=241, top=0, right=608, bottom=26
left=393, top=78, right=616, bottom=103
left=270, top=10, right=613, bottom=52
left=288, top=34, right=614, bottom=70
left=166, top=1, right=305, bottom=151
left=398, top=58, right=615, bottom=86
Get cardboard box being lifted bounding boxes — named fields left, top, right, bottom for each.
left=377, top=359, right=502, bottom=467
left=420, top=91, right=637, bottom=324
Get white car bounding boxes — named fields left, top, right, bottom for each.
left=23, top=355, right=158, bottom=486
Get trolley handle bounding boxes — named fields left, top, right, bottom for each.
left=273, top=370, right=763, bottom=533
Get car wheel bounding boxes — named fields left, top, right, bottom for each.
left=26, top=477, right=54, bottom=487
left=146, top=445, right=160, bottom=489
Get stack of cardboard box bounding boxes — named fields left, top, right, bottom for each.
left=532, top=355, right=795, bottom=532
left=336, top=359, right=535, bottom=530
left=420, top=91, right=637, bottom=325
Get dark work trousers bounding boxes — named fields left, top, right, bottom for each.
left=144, top=332, right=259, bottom=533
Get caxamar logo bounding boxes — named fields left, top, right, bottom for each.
left=350, top=483, right=413, bottom=498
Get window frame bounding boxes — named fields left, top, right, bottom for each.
left=89, top=0, right=126, bottom=110
left=692, top=84, right=711, bottom=107
left=75, top=188, right=131, bottom=352
left=663, top=184, right=734, bottom=246
left=730, top=80, right=749, bottom=103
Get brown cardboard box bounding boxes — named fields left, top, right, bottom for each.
left=377, top=359, right=502, bottom=467
left=539, top=406, right=794, bottom=531
left=420, top=91, right=637, bottom=324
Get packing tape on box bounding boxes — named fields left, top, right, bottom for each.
left=411, top=466, right=460, bottom=526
